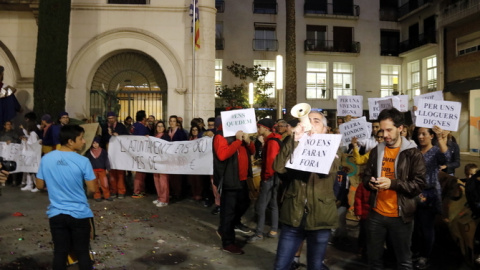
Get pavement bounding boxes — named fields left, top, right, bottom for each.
left=0, top=153, right=478, bottom=270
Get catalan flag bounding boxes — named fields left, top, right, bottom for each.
left=189, top=0, right=200, bottom=50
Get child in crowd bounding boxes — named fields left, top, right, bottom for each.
left=85, top=136, right=113, bottom=202
left=20, top=120, right=41, bottom=192
left=462, top=163, right=478, bottom=183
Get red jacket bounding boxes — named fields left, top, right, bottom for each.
left=354, top=183, right=371, bottom=220
left=261, top=132, right=282, bottom=181
left=213, top=134, right=255, bottom=181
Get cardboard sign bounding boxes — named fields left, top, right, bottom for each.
left=0, top=141, right=42, bottom=173
left=220, top=108, right=257, bottom=137
left=108, top=136, right=213, bottom=175
left=414, top=91, right=444, bottom=112
left=339, top=118, right=371, bottom=145
left=286, top=134, right=342, bottom=174
left=337, top=95, right=363, bottom=117
left=415, top=99, right=462, bottom=132
left=387, top=95, right=409, bottom=112
left=368, top=98, right=393, bottom=120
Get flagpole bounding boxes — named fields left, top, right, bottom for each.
left=191, top=0, right=196, bottom=121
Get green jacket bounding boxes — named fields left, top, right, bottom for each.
left=273, top=137, right=340, bottom=230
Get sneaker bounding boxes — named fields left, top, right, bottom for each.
left=415, top=257, right=429, bottom=269
left=94, top=198, right=102, bottom=202
left=156, top=202, right=168, bottom=207
left=106, top=197, right=114, bottom=201
left=117, top=194, right=125, bottom=199
left=30, top=188, right=40, bottom=193
left=152, top=199, right=160, bottom=204
left=131, top=194, right=145, bottom=199
left=234, top=223, right=251, bottom=234
left=222, top=244, right=244, bottom=255
left=203, top=198, right=212, bottom=208
left=211, top=206, right=220, bottom=215
left=267, top=231, right=278, bottom=238
left=21, top=185, right=32, bottom=191
left=246, top=234, right=263, bottom=243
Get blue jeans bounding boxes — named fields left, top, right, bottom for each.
left=49, top=214, right=92, bottom=270
left=255, top=177, right=279, bottom=235
left=274, top=223, right=331, bottom=270
left=367, top=210, right=413, bottom=270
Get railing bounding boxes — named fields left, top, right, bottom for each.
left=216, top=38, right=224, bottom=50
left=253, top=39, right=278, bottom=51
left=304, top=2, right=360, bottom=17
left=304, top=39, right=360, bottom=53
left=441, top=0, right=480, bottom=26
left=398, top=0, right=432, bottom=18
left=379, top=7, right=398, bottom=21
left=253, top=1, right=277, bottom=14
left=107, top=0, right=149, bottom=4
left=215, top=0, right=224, bottom=13
left=381, top=43, right=399, bottom=56
left=399, top=32, right=436, bottom=53
left=306, top=87, right=330, bottom=100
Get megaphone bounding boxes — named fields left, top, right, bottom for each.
left=291, top=103, right=312, bottom=132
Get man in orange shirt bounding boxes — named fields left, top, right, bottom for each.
left=363, top=108, right=425, bottom=270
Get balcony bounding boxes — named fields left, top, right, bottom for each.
left=381, top=43, right=399, bottom=56
left=398, top=0, right=433, bottom=19
left=107, top=0, right=149, bottom=4
left=379, top=7, right=398, bottom=21
left=441, top=0, right=480, bottom=27
left=304, top=39, right=361, bottom=54
left=253, top=1, right=277, bottom=14
left=253, top=39, right=278, bottom=51
left=399, top=33, right=436, bottom=54
left=304, top=2, right=360, bottom=17
left=215, top=0, right=224, bottom=13
left=216, top=38, right=224, bottom=50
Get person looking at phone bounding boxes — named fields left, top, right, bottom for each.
left=362, top=108, right=426, bottom=270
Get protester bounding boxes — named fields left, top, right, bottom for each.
left=40, top=114, right=55, bottom=155
left=152, top=120, right=169, bottom=207
left=131, top=110, right=150, bottom=198
left=85, top=136, right=113, bottom=202
left=51, top=112, right=70, bottom=149
left=0, top=120, right=20, bottom=143
left=36, top=125, right=96, bottom=269
left=188, top=125, right=204, bottom=202
left=19, top=120, right=41, bottom=192
left=164, top=115, right=187, bottom=201
left=124, top=116, right=133, bottom=134
left=441, top=134, right=460, bottom=176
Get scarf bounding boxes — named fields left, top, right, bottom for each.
left=90, top=147, right=102, bottom=159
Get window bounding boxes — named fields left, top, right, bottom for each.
left=216, top=22, right=224, bottom=50
left=215, top=59, right=223, bottom=98
left=380, top=65, right=400, bottom=97
left=333, top=63, right=354, bottom=99
left=457, top=31, right=480, bottom=56
left=253, top=0, right=277, bottom=14
left=306, top=62, right=328, bottom=99
left=425, top=56, right=437, bottom=91
left=306, top=25, right=327, bottom=51
left=408, top=61, right=420, bottom=98
left=254, top=60, right=276, bottom=97
left=108, top=0, right=148, bottom=4
left=254, top=23, right=277, bottom=51
left=380, top=30, right=400, bottom=56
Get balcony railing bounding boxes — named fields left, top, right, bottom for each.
left=215, top=0, right=224, bottom=13
left=304, top=2, right=360, bottom=17
left=441, top=0, right=480, bottom=26
left=379, top=7, right=398, bottom=21
left=399, top=32, right=436, bottom=54
left=253, top=1, right=277, bottom=14
left=107, top=0, right=148, bottom=4
left=253, top=39, right=278, bottom=51
left=398, top=0, right=432, bottom=18
left=304, top=39, right=361, bottom=53
left=381, top=43, right=399, bottom=56
left=216, top=38, right=224, bottom=50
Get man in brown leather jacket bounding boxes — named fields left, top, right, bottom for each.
left=362, top=108, right=426, bottom=270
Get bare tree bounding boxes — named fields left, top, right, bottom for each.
left=284, top=0, right=297, bottom=120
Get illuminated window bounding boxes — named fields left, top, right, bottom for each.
left=333, top=62, right=353, bottom=99
left=425, top=56, right=437, bottom=91
left=254, top=60, right=276, bottom=97
left=306, top=61, right=328, bottom=99
left=215, top=59, right=223, bottom=98
left=380, top=64, right=400, bottom=97
left=408, top=60, right=420, bottom=98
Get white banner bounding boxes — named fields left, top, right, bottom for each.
left=0, top=141, right=42, bottom=173
left=221, top=108, right=257, bottom=137
left=386, top=95, right=409, bottom=112
left=339, top=118, right=371, bottom=145
left=337, top=95, right=363, bottom=117
left=415, top=99, right=462, bottom=132
left=414, top=91, right=444, bottom=111
left=108, top=136, right=213, bottom=175
left=286, top=134, right=342, bottom=174
left=368, top=98, right=393, bottom=120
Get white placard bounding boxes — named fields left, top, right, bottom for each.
left=108, top=136, right=213, bottom=175
left=414, top=91, right=444, bottom=110
left=415, top=99, right=462, bottom=132
left=336, top=95, right=363, bottom=117
left=387, top=95, right=409, bottom=112
left=0, top=142, right=42, bottom=173
left=368, top=98, right=393, bottom=120
left=339, top=118, right=371, bottom=145
left=220, top=108, right=257, bottom=137
left=286, top=134, right=342, bottom=174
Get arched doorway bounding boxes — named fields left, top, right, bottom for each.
left=90, top=51, right=167, bottom=122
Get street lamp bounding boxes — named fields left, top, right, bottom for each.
left=276, top=55, right=284, bottom=119
left=249, top=82, right=254, bottom=108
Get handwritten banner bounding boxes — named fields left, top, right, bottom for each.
left=337, top=95, right=363, bottom=117
left=0, top=142, right=42, bottom=173
left=368, top=98, right=393, bottom=120
left=286, top=134, right=342, bottom=174
left=221, top=108, right=257, bottom=137
left=415, top=99, right=462, bottom=131
left=339, top=118, right=371, bottom=145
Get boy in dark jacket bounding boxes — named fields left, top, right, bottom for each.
left=85, top=136, right=112, bottom=202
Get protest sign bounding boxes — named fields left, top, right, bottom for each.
left=339, top=118, right=371, bottom=145
left=286, top=134, right=342, bottom=174
left=415, top=99, right=462, bottom=131
left=368, top=98, right=393, bottom=120
left=0, top=142, right=42, bottom=173
left=414, top=91, right=444, bottom=111
left=108, top=135, right=213, bottom=175
left=387, top=95, right=409, bottom=112
left=337, top=95, right=363, bottom=117
left=220, top=108, right=257, bottom=137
